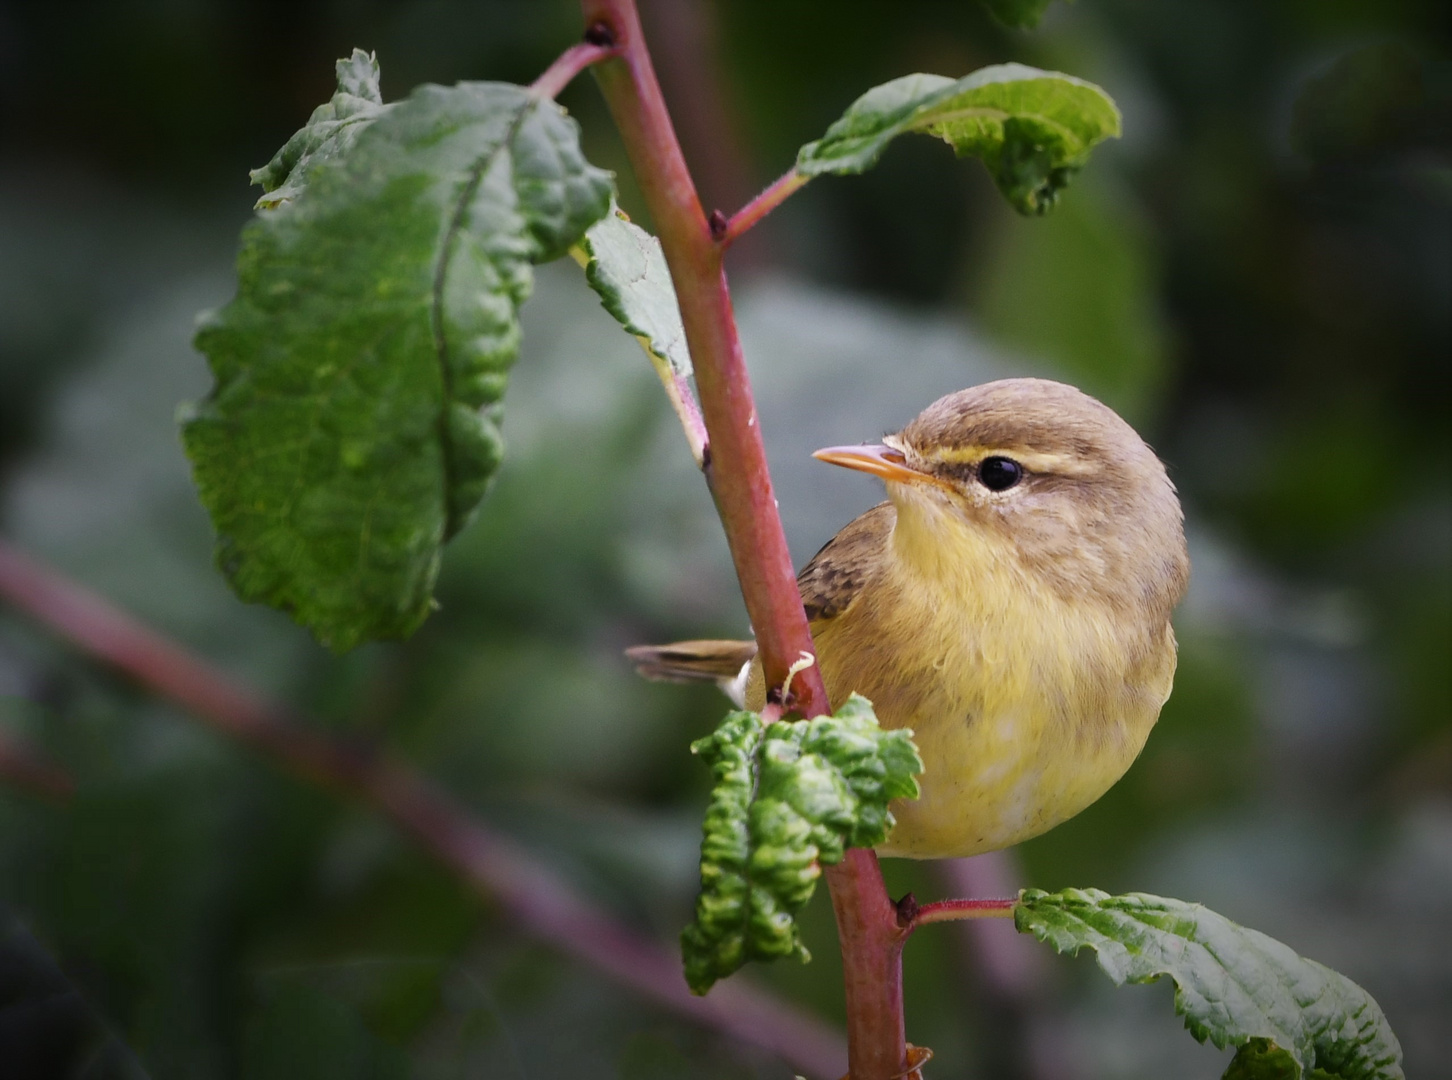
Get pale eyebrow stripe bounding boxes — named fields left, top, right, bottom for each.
left=925, top=445, right=1095, bottom=476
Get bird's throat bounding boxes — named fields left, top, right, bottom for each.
left=885, top=485, right=1018, bottom=600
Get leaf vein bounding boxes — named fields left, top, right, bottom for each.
left=428, top=98, right=537, bottom=538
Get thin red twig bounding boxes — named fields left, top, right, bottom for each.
left=0, top=537, right=845, bottom=1079
left=910, top=898, right=1017, bottom=929
left=530, top=41, right=619, bottom=100
left=577, top=4, right=909, bottom=1077
left=718, top=168, right=810, bottom=247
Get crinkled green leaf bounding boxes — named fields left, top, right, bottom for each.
left=796, top=63, right=1120, bottom=215
left=1015, top=889, right=1404, bottom=1080
left=979, top=0, right=1065, bottom=30
left=681, top=694, right=921, bottom=995
left=249, top=49, right=393, bottom=209
left=1222, top=1039, right=1315, bottom=1080
left=183, top=58, right=614, bottom=651
left=577, top=205, right=691, bottom=377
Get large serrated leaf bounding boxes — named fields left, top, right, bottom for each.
left=796, top=63, right=1120, bottom=215
left=183, top=59, right=614, bottom=651
left=1016, top=888, right=1403, bottom=1080
left=681, top=694, right=921, bottom=995
left=576, top=206, right=691, bottom=378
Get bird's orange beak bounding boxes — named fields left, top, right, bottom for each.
left=812, top=443, right=935, bottom=485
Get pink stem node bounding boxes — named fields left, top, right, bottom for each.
left=531, top=40, right=619, bottom=100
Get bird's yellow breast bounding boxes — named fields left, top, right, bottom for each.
left=791, top=497, right=1177, bottom=859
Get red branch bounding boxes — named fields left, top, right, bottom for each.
left=719, top=168, right=810, bottom=247
left=578, top=3, right=909, bottom=1077
left=0, top=538, right=845, bottom=1079
left=579, top=0, right=824, bottom=706
left=530, top=40, right=619, bottom=100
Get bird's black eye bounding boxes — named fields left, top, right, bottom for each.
left=977, top=456, right=1023, bottom=491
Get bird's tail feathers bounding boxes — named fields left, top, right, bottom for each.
left=625, top=639, right=758, bottom=706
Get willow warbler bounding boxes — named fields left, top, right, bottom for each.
left=631, top=378, right=1189, bottom=859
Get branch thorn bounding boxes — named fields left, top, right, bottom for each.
left=895, top=892, right=920, bottom=927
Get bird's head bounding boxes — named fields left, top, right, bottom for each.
left=814, top=378, right=1189, bottom=618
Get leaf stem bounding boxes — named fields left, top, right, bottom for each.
left=718, top=168, right=810, bottom=247
left=910, top=898, right=1018, bottom=929
left=579, top=3, right=910, bottom=1076
left=529, top=40, right=620, bottom=100
left=0, top=537, right=845, bottom=1079
left=659, top=365, right=710, bottom=467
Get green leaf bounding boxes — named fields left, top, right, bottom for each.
left=681, top=694, right=922, bottom=995
left=576, top=205, right=692, bottom=378
left=978, top=0, right=1066, bottom=30
left=796, top=63, right=1120, bottom=215
left=1015, top=888, right=1404, bottom=1080
left=183, top=58, right=614, bottom=651
left=249, top=49, right=393, bottom=209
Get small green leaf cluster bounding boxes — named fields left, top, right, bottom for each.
left=1016, top=888, right=1404, bottom=1080
left=682, top=695, right=922, bottom=995
left=797, top=63, right=1120, bottom=215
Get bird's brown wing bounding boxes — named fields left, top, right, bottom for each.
left=625, top=502, right=895, bottom=686
left=797, top=502, right=895, bottom=623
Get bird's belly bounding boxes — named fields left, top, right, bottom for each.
left=874, top=696, right=1153, bottom=859
left=812, top=601, right=1174, bottom=860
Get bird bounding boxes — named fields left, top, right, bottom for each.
left=628, top=378, right=1189, bottom=860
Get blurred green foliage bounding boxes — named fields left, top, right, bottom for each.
left=0, top=1, right=1447, bottom=1078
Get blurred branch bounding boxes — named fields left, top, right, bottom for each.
left=0, top=537, right=846, bottom=1079
left=639, top=0, right=769, bottom=264
left=935, top=854, right=1075, bottom=1080
left=0, top=723, right=73, bottom=803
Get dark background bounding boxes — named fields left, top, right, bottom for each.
left=0, top=1, right=1448, bottom=1077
